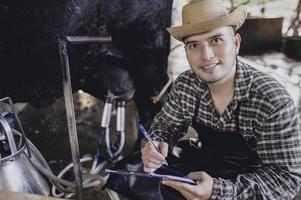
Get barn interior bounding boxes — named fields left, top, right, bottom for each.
left=0, top=0, right=301, bottom=199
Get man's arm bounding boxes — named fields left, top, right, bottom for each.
left=211, top=98, right=301, bottom=200
left=149, top=74, right=191, bottom=148
left=141, top=73, right=192, bottom=172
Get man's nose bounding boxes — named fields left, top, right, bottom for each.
left=200, top=45, right=214, bottom=60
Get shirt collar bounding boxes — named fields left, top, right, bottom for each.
left=233, top=58, right=253, bottom=102
left=194, top=73, right=211, bottom=105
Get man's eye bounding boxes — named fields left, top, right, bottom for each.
left=211, top=38, right=222, bottom=44
left=189, top=43, right=199, bottom=49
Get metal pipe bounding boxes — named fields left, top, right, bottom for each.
left=58, top=39, right=83, bottom=200
left=65, top=36, right=112, bottom=44
left=58, top=36, right=112, bottom=199
left=0, top=97, right=31, bottom=156
left=114, top=101, right=125, bottom=158
left=0, top=114, right=17, bottom=155
left=7, top=97, right=31, bottom=157
left=116, top=101, right=125, bottom=133
left=101, top=97, right=113, bottom=128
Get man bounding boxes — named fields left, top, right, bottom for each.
left=141, top=0, right=301, bottom=199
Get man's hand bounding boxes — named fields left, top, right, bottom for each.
left=141, top=141, right=168, bottom=172
left=162, top=171, right=213, bottom=200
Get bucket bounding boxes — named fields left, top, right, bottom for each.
left=0, top=113, right=50, bottom=195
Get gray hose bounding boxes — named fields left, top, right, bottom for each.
left=26, top=139, right=76, bottom=192
left=9, top=129, right=76, bottom=193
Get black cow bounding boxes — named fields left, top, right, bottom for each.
left=0, top=0, right=172, bottom=129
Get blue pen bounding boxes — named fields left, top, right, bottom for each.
left=139, top=124, right=168, bottom=166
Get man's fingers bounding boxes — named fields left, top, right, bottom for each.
left=141, top=154, right=164, bottom=172
left=143, top=159, right=162, bottom=169
left=186, top=171, right=208, bottom=181
left=141, top=141, right=169, bottom=173
left=148, top=149, right=166, bottom=161
left=141, top=153, right=164, bottom=165
left=142, top=142, right=166, bottom=160
left=159, top=142, right=169, bottom=157
left=163, top=172, right=213, bottom=200
left=143, top=166, right=156, bottom=173
left=141, top=142, right=167, bottom=163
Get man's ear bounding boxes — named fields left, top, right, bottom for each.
left=234, top=33, right=241, bottom=55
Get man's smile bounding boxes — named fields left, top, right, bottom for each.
left=198, top=63, right=220, bottom=73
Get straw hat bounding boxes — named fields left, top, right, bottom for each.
left=167, top=0, right=248, bottom=41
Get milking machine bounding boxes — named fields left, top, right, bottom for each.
left=56, top=36, right=124, bottom=199
left=0, top=97, right=109, bottom=198
left=0, top=97, right=49, bottom=195
left=50, top=93, right=126, bottom=199
left=0, top=97, right=84, bottom=197
left=97, top=95, right=125, bottom=162
left=0, top=36, right=125, bottom=200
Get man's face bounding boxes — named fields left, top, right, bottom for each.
left=184, top=26, right=241, bottom=84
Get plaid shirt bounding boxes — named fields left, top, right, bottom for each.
left=149, top=59, right=301, bottom=199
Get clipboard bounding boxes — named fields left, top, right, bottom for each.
left=105, top=169, right=197, bottom=185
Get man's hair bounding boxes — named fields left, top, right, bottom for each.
left=182, top=26, right=236, bottom=43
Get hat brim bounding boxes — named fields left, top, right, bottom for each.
left=167, top=5, right=248, bottom=42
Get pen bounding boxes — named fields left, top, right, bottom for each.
left=139, top=124, right=169, bottom=166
